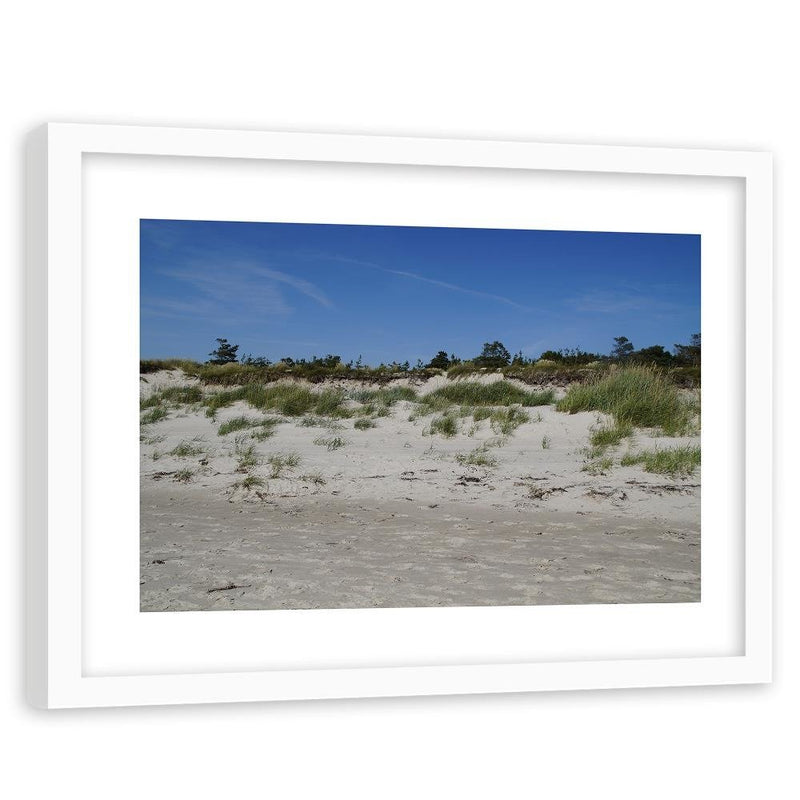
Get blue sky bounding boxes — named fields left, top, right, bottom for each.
left=140, top=219, right=700, bottom=364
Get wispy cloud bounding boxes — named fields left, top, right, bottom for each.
left=248, top=266, right=333, bottom=309
left=566, top=288, right=694, bottom=317
left=326, top=255, right=533, bottom=312
left=568, top=290, right=651, bottom=314
left=146, top=262, right=333, bottom=321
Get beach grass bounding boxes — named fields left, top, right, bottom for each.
left=621, top=445, right=701, bottom=477
left=423, top=381, right=554, bottom=408
left=455, top=446, right=498, bottom=468
left=489, top=406, right=530, bottom=436
left=557, top=366, right=692, bottom=434
left=428, top=414, right=458, bottom=438
left=141, top=406, right=168, bottom=425
left=169, top=441, right=206, bottom=458
left=267, top=452, right=301, bottom=478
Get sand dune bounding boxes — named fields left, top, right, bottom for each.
left=140, top=371, right=700, bottom=611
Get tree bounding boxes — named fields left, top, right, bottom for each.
left=474, top=341, right=511, bottom=368
left=426, top=350, right=451, bottom=370
left=631, top=344, right=673, bottom=367
left=511, top=350, right=528, bottom=366
left=674, top=333, right=701, bottom=366
left=241, top=353, right=271, bottom=366
left=207, top=338, right=239, bottom=365
left=539, top=350, right=564, bottom=362
left=611, top=336, right=634, bottom=362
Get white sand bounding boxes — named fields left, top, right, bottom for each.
left=140, top=371, right=700, bottom=611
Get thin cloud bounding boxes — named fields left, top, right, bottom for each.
left=568, top=290, right=649, bottom=314
left=326, top=255, right=533, bottom=312
left=249, top=265, right=333, bottom=309
left=154, top=262, right=333, bottom=322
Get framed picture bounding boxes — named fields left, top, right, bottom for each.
left=26, top=123, right=772, bottom=708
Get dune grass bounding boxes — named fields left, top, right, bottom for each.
left=489, top=406, right=530, bottom=436
left=424, top=381, right=554, bottom=408
left=234, top=437, right=260, bottom=472
left=173, top=468, right=194, bottom=483
left=354, top=417, right=377, bottom=430
left=140, top=406, right=168, bottom=425
left=428, top=414, right=458, bottom=438
left=203, top=384, right=351, bottom=419
left=590, top=420, right=634, bottom=450
left=236, top=474, right=265, bottom=490
left=168, top=441, right=205, bottom=458
left=217, top=415, right=280, bottom=437
left=140, top=359, right=202, bottom=375
left=557, top=366, right=693, bottom=435
left=267, top=452, right=301, bottom=478
left=455, top=446, right=498, bottom=468
left=621, top=446, right=701, bottom=477
left=349, top=386, right=418, bottom=405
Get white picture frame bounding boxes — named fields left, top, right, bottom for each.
left=26, top=123, right=772, bottom=708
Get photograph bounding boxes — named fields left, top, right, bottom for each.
left=139, top=219, right=701, bottom=612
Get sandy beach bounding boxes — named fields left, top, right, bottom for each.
left=140, top=369, right=700, bottom=611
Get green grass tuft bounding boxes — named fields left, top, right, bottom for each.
left=621, top=446, right=701, bottom=477
left=267, top=452, right=301, bottom=478
left=169, top=441, right=205, bottom=458
left=234, top=437, right=260, bottom=472
left=557, top=366, right=692, bottom=434
left=590, top=420, right=634, bottom=450
left=350, top=386, right=417, bottom=405
left=455, top=446, right=498, bottom=468
left=141, top=406, right=168, bottom=425
left=423, top=381, right=554, bottom=408
left=354, top=417, right=377, bottom=430
left=489, top=406, right=530, bottom=436
left=428, top=414, right=458, bottom=438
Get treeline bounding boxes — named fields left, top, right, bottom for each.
left=202, top=334, right=700, bottom=370
left=141, top=334, right=701, bottom=386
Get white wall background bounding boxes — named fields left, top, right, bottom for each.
left=1, top=2, right=795, bottom=797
